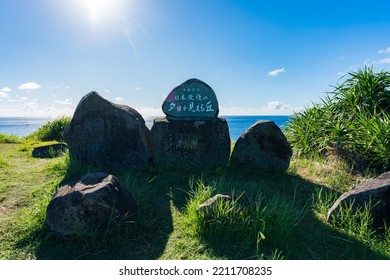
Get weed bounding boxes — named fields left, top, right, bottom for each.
left=329, top=199, right=376, bottom=241
left=27, top=116, right=71, bottom=142
left=1, top=142, right=390, bottom=259
left=0, top=133, right=21, bottom=143
left=0, top=156, right=9, bottom=168
left=285, top=66, right=390, bottom=172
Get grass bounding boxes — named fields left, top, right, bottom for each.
left=26, top=116, right=71, bottom=142
left=1, top=140, right=390, bottom=259
left=284, top=66, right=390, bottom=172
left=0, top=133, right=21, bottom=144
left=1, top=101, right=390, bottom=259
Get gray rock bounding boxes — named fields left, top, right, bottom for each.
left=162, top=78, right=219, bottom=119
left=46, top=172, right=138, bottom=237
left=230, top=120, right=292, bottom=172
left=64, top=91, right=152, bottom=169
left=327, top=172, right=390, bottom=227
left=32, top=143, right=68, bottom=158
left=197, top=190, right=249, bottom=219
left=151, top=117, right=230, bottom=170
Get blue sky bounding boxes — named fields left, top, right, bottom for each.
left=0, top=0, right=390, bottom=117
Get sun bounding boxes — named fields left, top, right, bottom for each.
left=81, top=0, right=123, bottom=25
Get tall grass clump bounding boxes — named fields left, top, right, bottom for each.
left=183, top=178, right=306, bottom=259
left=0, top=133, right=21, bottom=143
left=285, top=66, right=390, bottom=172
left=0, top=156, right=9, bottom=168
left=27, top=116, right=71, bottom=142
left=329, top=200, right=376, bottom=241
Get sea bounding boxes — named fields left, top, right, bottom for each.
left=0, top=116, right=290, bottom=141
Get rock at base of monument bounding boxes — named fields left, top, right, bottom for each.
left=162, top=78, right=219, bottom=118
left=64, top=91, right=152, bottom=170
left=230, top=120, right=292, bottom=172
left=151, top=117, right=230, bottom=170
left=45, top=172, right=138, bottom=237
left=32, top=143, right=68, bottom=158
left=327, top=172, right=390, bottom=228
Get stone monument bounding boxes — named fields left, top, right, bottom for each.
left=151, top=79, right=230, bottom=170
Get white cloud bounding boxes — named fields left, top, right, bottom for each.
left=55, top=98, right=73, bottom=105
left=133, top=106, right=163, bottom=117
left=337, top=71, right=347, bottom=76
left=267, top=101, right=292, bottom=110
left=378, top=58, right=390, bottom=64
left=364, top=59, right=373, bottom=66
left=378, top=47, right=390, bottom=54
left=0, top=92, right=9, bottom=98
left=18, top=82, right=41, bottom=90
left=1, top=87, right=12, bottom=92
left=114, top=97, right=124, bottom=101
left=218, top=101, right=300, bottom=116
left=24, top=101, right=37, bottom=106
left=135, top=86, right=141, bottom=90
left=267, top=67, right=286, bottom=77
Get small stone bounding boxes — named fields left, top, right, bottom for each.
left=32, top=143, right=68, bottom=158
left=45, top=172, right=138, bottom=237
left=197, top=191, right=249, bottom=219
left=230, top=120, right=293, bottom=172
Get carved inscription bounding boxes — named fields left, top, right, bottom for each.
left=162, top=79, right=219, bottom=118
left=175, top=133, right=198, bottom=151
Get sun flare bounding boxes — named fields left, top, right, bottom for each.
left=81, top=0, right=123, bottom=25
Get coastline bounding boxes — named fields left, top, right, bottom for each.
left=0, top=115, right=291, bottom=141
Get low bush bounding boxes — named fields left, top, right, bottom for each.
left=27, top=116, right=71, bottom=142
left=285, top=66, right=390, bottom=172
left=0, top=133, right=21, bottom=143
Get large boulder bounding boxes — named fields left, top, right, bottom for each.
left=151, top=117, right=230, bottom=170
left=64, top=91, right=152, bottom=169
left=230, top=120, right=292, bottom=172
left=46, top=172, right=138, bottom=237
left=327, top=172, right=390, bottom=228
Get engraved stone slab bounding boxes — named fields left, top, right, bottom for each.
left=162, top=78, right=219, bottom=118
left=150, top=117, right=230, bottom=170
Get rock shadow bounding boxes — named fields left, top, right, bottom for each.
left=176, top=169, right=389, bottom=260
left=23, top=159, right=174, bottom=260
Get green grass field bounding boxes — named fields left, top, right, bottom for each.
left=1, top=140, right=389, bottom=260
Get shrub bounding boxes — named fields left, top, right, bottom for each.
left=27, top=116, right=71, bottom=142
left=285, top=66, right=390, bottom=172
left=0, top=133, right=21, bottom=143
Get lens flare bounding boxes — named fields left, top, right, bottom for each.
left=81, top=0, right=122, bottom=25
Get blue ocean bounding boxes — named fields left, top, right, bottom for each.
left=0, top=116, right=290, bottom=141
